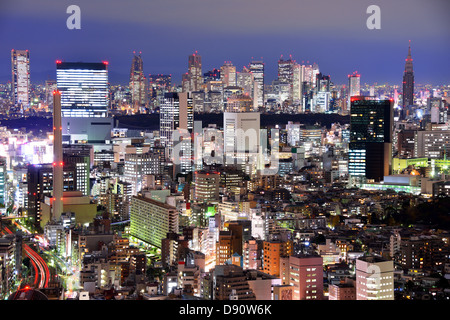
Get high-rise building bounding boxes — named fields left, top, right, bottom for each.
left=149, top=74, right=171, bottom=104
left=236, top=66, right=254, bottom=97
left=220, top=62, right=236, bottom=87
left=27, top=163, right=79, bottom=229
left=402, top=41, right=415, bottom=109
left=356, top=256, right=394, bottom=300
left=56, top=61, right=113, bottom=147
left=348, top=72, right=361, bottom=98
left=188, top=52, right=203, bottom=92
left=193, top=171, right=220, bottom=202
left=57, top=61, right=109, bottom=118
left=129, top=196, right=179, bottom=248
left=129, top=52, right=147, bottom=107
left=262, top=239, right=293, bottom=277
left=11, top=49, right=30, bottom=108
left=278, top=56, right=294, bottom=85
left=414, top=130, right=450, bottom=159
left=280, top=254, right=324, bottom=300
left=212, top=264, right=256, bottom=300
left=223, top=112, right=261, bottom=174
left=292, top=64, right=304, bottom=107
left=349, top=97, right=393, bottom=182
left=203, top=69, right=221, bottom=83
left=216, top=229, right=243, bottom=266
left=249, top=60, right=264, bottom=109
left=160, top=92, right=193, bottom=168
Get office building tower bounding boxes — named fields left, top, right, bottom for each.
left=188, top=52, right=203, bottom=92
left=45, top=80, right=57, bottom=109
left=262, top=239, right=293, bottom=277
left=249, top=60, right=264, bottom=109
left=213, top=264, right=256, bottom=300
left=160, top=92, right=193, bottom=160
left=402, top=41, right=414, bottom=109
left=27, top=163, right=78, bottom=229
left=57, top=61, right=109, bottom=118
left=278, top=56, right=294, bottom=85
left=129, top=196, right=178, bottom=248
left=216, top=228, right=243, bottom=266
left=129, top=52, right=147, bottom=107
left=124, top=152, right=161, bottom=195
left=315, top=73, right=330, bottom=92
left=226, top=94, right=253, bottom=112
left=236, top=66, right=254, bottom=97
left=414, top=130, right=450, bottom=159
left=280, top=254, right=324, bottom=300
left=303, top=64, right=314, bottom=85
left=203, top=69, right=221, bottom=83
left=349, top=97, right=393, bottom=182
left=148, top=74, right=171, bottom=106
left=52, top=91, right=63, bottom=222
left=356, top=256, right=394, bottom=300
left=220, top=62, right=237, bottom=87
left=11, top=49, right=30, bottom=108
left=348, top=72, right=361, bottom=98
left=223, top=112, right=261, bottom=174
left=292, top=64, right=304, bottom=107
left=63, top=154, right=90, bottom=196
left=278, top=57, right=295, bottom=100
left=56, top=61, right=113, bottom=147
left=311, top=63, right=320, bottom=88
left=193, top=171, right=220, bottom=202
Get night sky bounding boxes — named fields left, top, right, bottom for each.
left=1, top=0, right=449, bottom=86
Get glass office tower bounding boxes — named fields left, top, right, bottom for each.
left=349, top=97, right=393, bottom=182
left=56, top=61, right=109, bottom=118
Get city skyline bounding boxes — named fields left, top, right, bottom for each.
left=0, top=0, right=450, bottom=305
left=0, top=0, right=449, bottom=86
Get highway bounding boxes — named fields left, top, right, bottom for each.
left=2, top=224, right=50, bottom=289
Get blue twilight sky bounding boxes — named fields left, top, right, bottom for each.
left=0, top=0, right=449, bottom=86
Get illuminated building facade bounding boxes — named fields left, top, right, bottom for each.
left=356, top=256, right=394, bottom=300
left=249, top=60, right=264, bottom=109
left=349, top=97, right=393, bottom=182
left=129, top=52, right=147, bottom=107
left=188, top=52, right=203, bottom=92
left=56, top=61, right=109, bottom=118
left=11, top=49, right=30, bottom=108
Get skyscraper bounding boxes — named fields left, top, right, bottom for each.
left=56, top=61, right=113, bottom=147
left=402, top=41, right=414, bottom=110
left=348, top=72, right=361, bottom=98
left=56, top=61, right=109, bottom=118
left=220, top=62, right=237, bottom=87
left=292, top=64, right=304, bottom=107
left=129, top=52, right=147, bottom=107
left=278, top=56, right=295, bottom=85
left=249, top=60, right=264, bottom=109
left=349, top=97, right=393, bottom=182
left=188, top=52, right=202, bottom=92
left=159, top=92, right=193, bottom=164
left=11, top=49, right=30, bottom=108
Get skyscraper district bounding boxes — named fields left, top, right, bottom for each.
left=1, top=33, right=450, bottom=304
